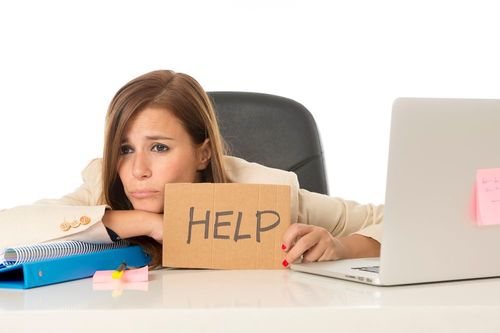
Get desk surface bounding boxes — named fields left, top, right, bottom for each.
left=2, top=269, right=500, bottom=332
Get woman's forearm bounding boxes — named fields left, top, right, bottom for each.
left=338, top=234, right=381, bottom=259
left=102, top=209, right=160, bottom=240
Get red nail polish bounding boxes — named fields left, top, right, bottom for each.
left=282, top=259, right=289, bottom=267
left=281, top=243, right=287, bottom=250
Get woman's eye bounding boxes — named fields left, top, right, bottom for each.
left=152, top=144, right=169, bottom=152
left=120, top=145, right=133, bottom=155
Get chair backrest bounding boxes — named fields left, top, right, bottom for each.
left=208, top=91, right=328, bottom=195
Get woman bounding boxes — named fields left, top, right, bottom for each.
left=0, top=70, right=383, bottom=267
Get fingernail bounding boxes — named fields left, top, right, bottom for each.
left=282, top=259, right=289, bottom=268
left=281, top=243, right=287, bottom=251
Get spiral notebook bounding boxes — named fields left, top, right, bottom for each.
left=0, top=241, right=151, bottom=289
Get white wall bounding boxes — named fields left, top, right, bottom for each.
left=1, top=0, right=499, bottom=208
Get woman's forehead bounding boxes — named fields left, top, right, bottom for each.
left=124, top=107, right=184, bottom=135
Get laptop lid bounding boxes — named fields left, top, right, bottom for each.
left=380, top=98, right=500, bottom=285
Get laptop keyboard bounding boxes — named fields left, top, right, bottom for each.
left=352, top=266, right=380, bottom=274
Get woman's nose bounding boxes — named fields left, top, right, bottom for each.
left=132, top=153, right=152, bottom=179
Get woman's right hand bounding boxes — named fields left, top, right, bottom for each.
left=144, top=211, right=164, bottom=243
left=102, top=209, right=164, bottom=243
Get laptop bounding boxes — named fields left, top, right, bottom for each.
left=291, top=98, right=500, bottom=286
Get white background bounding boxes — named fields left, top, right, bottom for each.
left=1, top=0, right=499, bottom=208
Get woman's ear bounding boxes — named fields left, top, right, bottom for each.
left=197, top=138, right=212, bottom=170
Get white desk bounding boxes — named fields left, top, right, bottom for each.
left=1, top=269, right=500, bottom=332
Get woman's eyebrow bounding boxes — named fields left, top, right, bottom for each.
left=145, top=135, right=174, bottom=141
left=121, top=135, right=174, bottom=144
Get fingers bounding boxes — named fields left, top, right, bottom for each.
left=281, top=224, right=338, bottom=267
left=284, top=230, right=321, bottom=266
left=281, top=223, right=314, bottom=251
left=302, top=242, right=327, bottom=263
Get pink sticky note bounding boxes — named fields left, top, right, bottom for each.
left=92, top=265, right=149, bottom=283
left=92, top=281, right=149, bottom=292
left=475, top=168, right=500, bottom=226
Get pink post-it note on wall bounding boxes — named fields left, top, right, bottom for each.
left=93, top=265, right=149, bottom=283
left=475, top=168, right=500, bottom=226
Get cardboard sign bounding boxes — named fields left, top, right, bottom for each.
left=162, top=183, right=291, bottom=269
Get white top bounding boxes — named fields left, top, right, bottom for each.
left=1, top=269, right=500, bottom=333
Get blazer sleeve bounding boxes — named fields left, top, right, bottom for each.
left=297, top=188, right=384, bottom=243
left=0, top=159, right=112, bottom=249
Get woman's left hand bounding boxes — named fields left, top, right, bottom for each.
left=280, top=224, right=381, bottom=267
left=280, top=224, right=349, bottom=267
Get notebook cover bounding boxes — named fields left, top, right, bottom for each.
left=0, top=245, right=150, bottom=289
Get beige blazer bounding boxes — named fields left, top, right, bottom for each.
left=0, top=156, right=383, bottom=249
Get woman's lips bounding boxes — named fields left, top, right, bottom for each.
left=129, top=190, right=160, bottom=199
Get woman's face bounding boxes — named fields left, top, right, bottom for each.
left=117, top=107, right=211, bottom=213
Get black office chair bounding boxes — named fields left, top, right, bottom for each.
left=208, top=92, right=329, bottom=195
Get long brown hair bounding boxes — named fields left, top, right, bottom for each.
left=100, top=70, right=228, bottom=266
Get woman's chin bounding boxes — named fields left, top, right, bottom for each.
left=131, top=202, right=163, bottom=214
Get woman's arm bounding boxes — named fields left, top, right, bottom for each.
left=297, top=188, right=384, bottom=242
left=280, top=224, right=380, bottom=267
left=280, top=188, right=383, bottom=267
left=339, top=234, right=380, bottom=258
left=102, top=210, right=164, bottom=243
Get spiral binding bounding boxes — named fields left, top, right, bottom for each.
left=0, top=240, right=130, bottom=267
